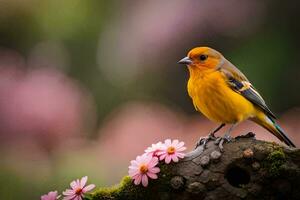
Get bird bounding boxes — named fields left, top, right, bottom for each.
left=178, top=46, right=296, bottom=148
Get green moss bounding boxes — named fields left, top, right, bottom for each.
left=265, top=148, right=286, bottom=177
left=89, top=181, right=119, bottom=200
left=89, top=176, right=146, bottom=200
left=89, top=164, right=175, bottom=200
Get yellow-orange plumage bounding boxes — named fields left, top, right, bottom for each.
left=178, top=46, right=295, bottom=147
left=188, top=67, right=255, bottom=123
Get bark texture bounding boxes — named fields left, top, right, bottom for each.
left=89, top=133, right=300, bottom=200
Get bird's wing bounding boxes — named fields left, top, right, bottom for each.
left=219, top=60, right=276, bottom=119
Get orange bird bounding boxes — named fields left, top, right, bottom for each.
left=178, top=47, right=295, bottom=147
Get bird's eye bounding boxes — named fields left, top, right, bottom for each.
left=199, top=54, right=208, bottom=61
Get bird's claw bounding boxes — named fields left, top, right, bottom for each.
left=195, top=132, right=233, bottom=151
left=214, top=135, right=232, bottom=151
left=195, top=137, right=208, bottom=149
left=195, top=133, right=216, bottom=149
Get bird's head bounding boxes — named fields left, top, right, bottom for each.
left=178, top=47, right=223, bottom=70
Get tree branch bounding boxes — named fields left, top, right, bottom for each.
left=89, top=133, right=300, bottom=200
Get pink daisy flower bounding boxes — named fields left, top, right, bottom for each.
left=158, top=139, right=186, bottom=164
left=128, top=154, right=160, bottom=187
left=41, top=191, right=60, bottom=200
left=145, top=141, right=163, bottom=157
left=62, top=176, right=95, bottom=200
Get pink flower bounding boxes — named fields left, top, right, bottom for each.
left=145, top=141, right=163, bottom=157
left=41, top=191, right=60, bottom=200
left=62, top=176, right=95, bottom=200
left=158, top=139, right=186, bottom=164
left=128, top=154, right=160, bottom=187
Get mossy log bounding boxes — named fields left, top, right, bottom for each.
left=89, top=133, right=300, bottom=200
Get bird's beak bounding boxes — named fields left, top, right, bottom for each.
left=178, top=56, right=192, bottom=65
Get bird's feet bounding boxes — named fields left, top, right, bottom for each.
left=195, top=133, right=233, bottom=152
left=195, top=132, right=217, bottom=149
left=214, top=134, right=233, bottom=151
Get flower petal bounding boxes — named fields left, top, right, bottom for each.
left=80, top=176, right=88, bottom=188
left=176, top=152, right=185, bottom=158
left=177, top=146, right=186, bottom=152
left=142, top=154, right=152, bottom=163
left=76, top=179, right=81, bottom=188
left=63, top=189, right=75, bottom=195
left=148, top=157, right=158, bottom=168
left=177, top=141, right=185, bottom=148
left=164, top=139, right=171, bottom=146
left=148, top=167, right=160, bottom=174
left=128, top=165, right=138, bottom=170
left=136, top=155, right=142, bottom=162
left=172, top=140, right=179, bottom=146
left=130, top=160, right=138, bottom=166
left=172, top=155, right=179, bottom=162
left=74, top=196, right=82, bottom=200
left=133, top=174, right=142, bottom=185
left=70, top=180, right=78, bottom=190
left=62, top=194, right=76, bottom=200
left=165, top=155, right=171, bottom=164
left=128, top=169, right=139, bottom=177
left=159, top=153, right=166, bottom=160
left=83, top=184, right=95, bottom=193
left=41, top=191, right=60, bottom=200
left=141, top=174, right=148, bottom=187
left=147, top=172, right=158, bottom=179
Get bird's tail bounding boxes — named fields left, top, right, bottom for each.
left=252, top=112, right=296, bottom=147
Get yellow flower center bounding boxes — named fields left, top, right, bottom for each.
left=167, top=146, right=175, bottom=154
left=75, top=188, right=82, bottom=195
left=139, top=164, right=148, bottom=174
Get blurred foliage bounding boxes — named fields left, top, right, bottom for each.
left=1, top=0, right=300, bottom=120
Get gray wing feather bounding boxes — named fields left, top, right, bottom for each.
left=240, top=86, right=276, bottom=119
left=219, top=62, right=276, bottom=119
